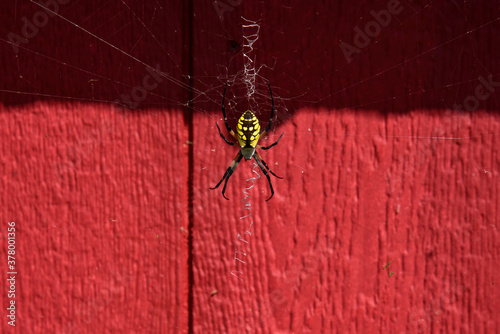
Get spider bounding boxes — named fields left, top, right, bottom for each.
left=211, top=83, right=284, bottom=201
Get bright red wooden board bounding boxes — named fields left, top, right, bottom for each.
left=1, top=1, right=499, bottom=333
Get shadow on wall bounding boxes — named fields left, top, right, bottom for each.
left=0, top=0, right=499, bottom=115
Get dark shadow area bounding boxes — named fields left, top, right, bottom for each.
left=1, top=0, right=499, bottom=121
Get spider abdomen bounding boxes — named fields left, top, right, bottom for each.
left=237, top=110, right=261, bottom=148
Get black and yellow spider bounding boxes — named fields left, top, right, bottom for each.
left=211, top=83, right=284, bottom=201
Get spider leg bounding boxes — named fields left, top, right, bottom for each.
left=215, top=122, right=234, bottom=146
left=255, top=151, right=283, bottom=179
left=258, top=132, right=284, bottom=150
left=221, top=83, right=238, bottom=140
left=210, top=151, right=243, bottom=200
left=253, top=153, right=275, bottom=201
left=258, top=84, right=284, bottom=148
left=261, top=83, right=275, bottom=137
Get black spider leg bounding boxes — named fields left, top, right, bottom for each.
left=253, top=153, right=275, bottom=201
left=215, top=123, right=234, bottom=146
left=210, top=152, right=243, bottom=200
left=255, top=151, right=283, bottom=179
left=220, top=83, right=238, bottom=139
left=262, top=83, right=275, bottom=136
left=215, top=83, right=238, bottom=144
left=259, top=132, right=284, bottom=150
left=259, top=84, right=284, bottom=148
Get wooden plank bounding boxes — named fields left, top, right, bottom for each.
left=194, top=107, right=499, bottom=333
left=191, top=1, right=500, bottom=333
left=0, top=105, right=189, bottom=333
left=0, top=1, right=189, bottom=333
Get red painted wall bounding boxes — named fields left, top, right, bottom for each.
left=1, top=1, right=499, bottom=333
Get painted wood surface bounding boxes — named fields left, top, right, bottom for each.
left=1, top=1, right=499, bottom=333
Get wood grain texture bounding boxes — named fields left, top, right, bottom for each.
left=195, top=108, right=500, bottom=333
left=0, top=0, right=499, bottom=333
left=0, top=105, right=190, bottom=333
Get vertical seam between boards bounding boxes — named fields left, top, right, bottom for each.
left=182, top=0, right=195, bottom=332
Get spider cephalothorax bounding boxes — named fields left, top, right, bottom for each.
left=211, top=83, right=284, bottom=201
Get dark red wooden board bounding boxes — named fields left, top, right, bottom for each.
left=1, top=1, right=499, bottom=333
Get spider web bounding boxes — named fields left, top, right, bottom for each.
left=1, top=1, right=498, bottom=170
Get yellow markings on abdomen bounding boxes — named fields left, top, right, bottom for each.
left=237, top=110, right=261, bottom=148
